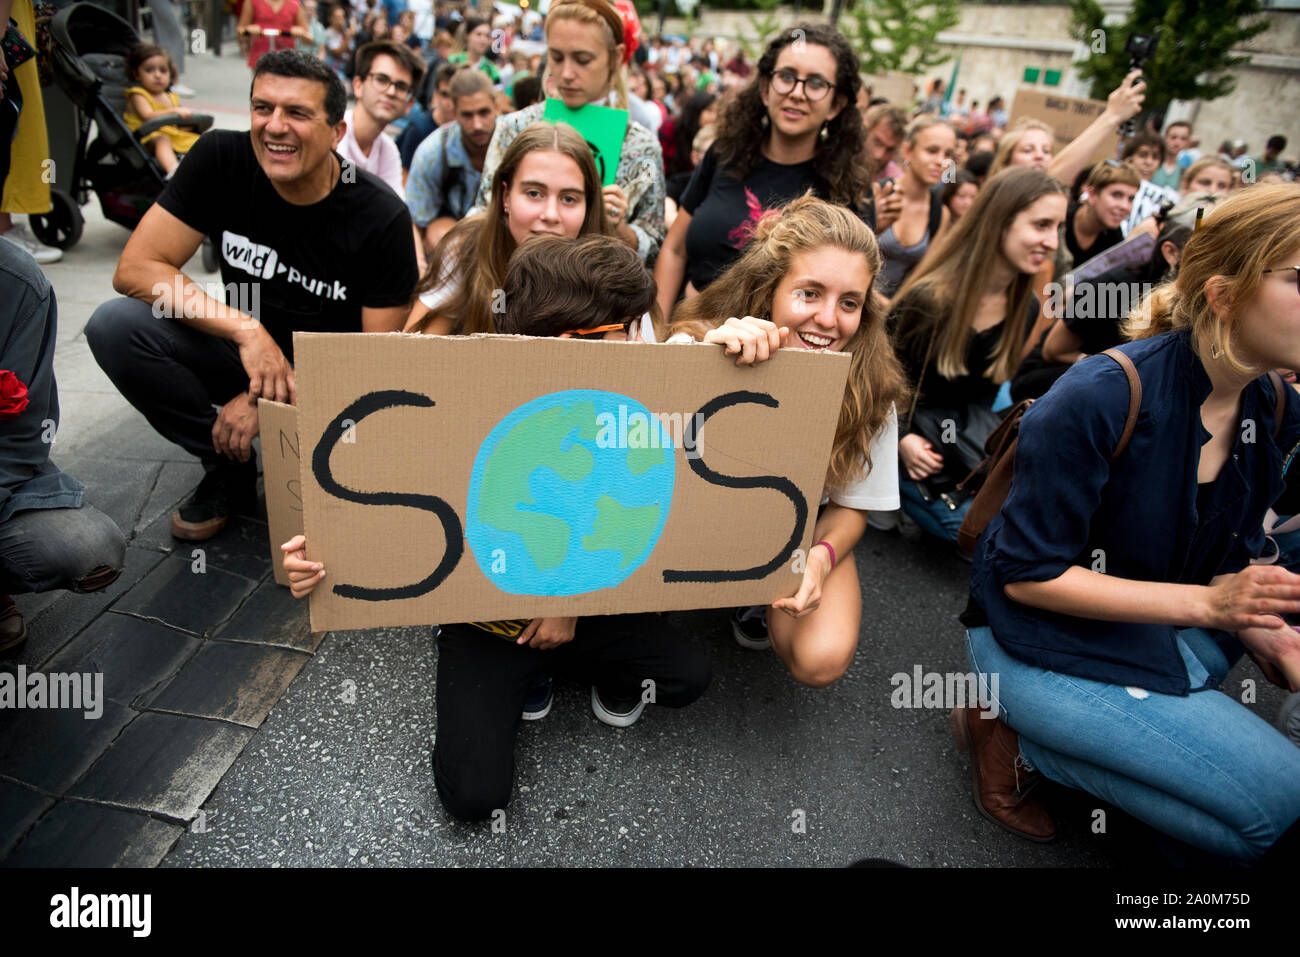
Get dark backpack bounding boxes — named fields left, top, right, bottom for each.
left=956, top=350, right=1288, bottom=555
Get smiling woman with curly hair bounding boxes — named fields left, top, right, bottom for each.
left=653, top=23, right=873, bottom=321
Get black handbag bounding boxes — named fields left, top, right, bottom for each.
left=3, top=19, right=36, bottom=71
left=910, top=402, right=1002, bottom=501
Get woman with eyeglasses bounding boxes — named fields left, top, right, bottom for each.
left=237, top=0, right=313, bottom=71
left=957, top=183, right=1300, bottom=861
left=653, top=23, right=872, bottom=321
left=469, top=0, right=665, bottom=262
left=406, top=122, right=610, bottom=336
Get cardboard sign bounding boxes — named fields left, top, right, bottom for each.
left=293, top=333, right=849, bottom=631
left=258, top=399, right=304, bottom=586
left=541, top=99, right=629, bottom=186
left=1007, top=90, right=1116, bottom=166
left=1070, top=230, right=1155, bottom=285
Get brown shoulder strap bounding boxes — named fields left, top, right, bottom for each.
left=1268, top=370, right=1286, bottom=440
left=1102, top=348, right=1142, bottom=460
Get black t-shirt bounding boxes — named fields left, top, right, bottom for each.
left=679, top=145, right=832, bottom=292
left=1064, top=201, right=1124, bottom=267
left=158, top=130, right=417, bottom=362
left=893, top=292, right=1039, bottom=417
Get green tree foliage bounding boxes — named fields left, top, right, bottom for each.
left=1069, top=0, right=1267, bottom=112
left=843, top=0, right=960, bottom=76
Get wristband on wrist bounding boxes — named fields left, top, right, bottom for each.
left=814, top=540, right=835, bottom=570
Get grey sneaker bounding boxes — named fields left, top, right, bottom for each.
left=0, top=219, right=62, bottom=264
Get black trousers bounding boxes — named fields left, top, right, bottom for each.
left=432, top=614, right=712, bottom=821
left=86, top=297, right=249, bottom=469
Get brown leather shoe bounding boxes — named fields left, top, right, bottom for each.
left=950, top=706, right=1056, bottom=842
left=0, top=595, right=27, bottom=653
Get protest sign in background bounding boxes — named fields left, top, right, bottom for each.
left=291, top=333, right=849, bottom=631
left=1007, top=90, right=1117, bottom=166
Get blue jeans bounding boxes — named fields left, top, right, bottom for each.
left=0, top=505, right=125, bottom=595
left=899, top=478, right=971, bottom=543
left=966, top=625, right=1300, bottom=861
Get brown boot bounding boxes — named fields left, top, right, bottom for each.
left=0, top=595, right=27, bottom=653
left=950, top=706, right=1056, bottom=842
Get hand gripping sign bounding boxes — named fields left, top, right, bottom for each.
left=279, top=333, right=849, bottom=631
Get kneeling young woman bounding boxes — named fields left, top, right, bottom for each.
left=670, top=195, right=907, bottom=687
left=958, top=183, right=1300, bottom=860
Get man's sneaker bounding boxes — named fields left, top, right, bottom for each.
left=171, top=460, right=258, bottom=540
left=732, top=605, right=769, bottom=650
left=591, top=684, right=646, bottom=728
left=0, top=218, right=62, bottom=264
left=521, top=675, right=553, bottom=721
left=0, top=596, right=27, bottom=653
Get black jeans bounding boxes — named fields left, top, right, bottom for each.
left=85, top=297, right=249, bottom=469
left=433, top=614, right=711, bottom=821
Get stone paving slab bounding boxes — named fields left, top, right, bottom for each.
left=145, top=641, right=310, bottom=727
left=110, top=554, right=260, bottom=637
left=44, top=613, right=202, bottom=709
left=212, top=579, right=321, bottom=653
left=0, top=781, right=57, bottom=859
left=0, top=697, right=135, bottom=794
left=2, top=799, right=183, bottom=868
left=68, top=712, right=255, bottom=822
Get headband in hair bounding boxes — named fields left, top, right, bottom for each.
left=551, top=0, right=632, bottom=65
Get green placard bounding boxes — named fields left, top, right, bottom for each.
left=1023, top=67, right=1041, bottom=84
left=1044, top=69, right=1062, bottom=87
left=541, top=99, right=629, bottom=187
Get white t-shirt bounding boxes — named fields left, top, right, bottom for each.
left=821, top=406, right=900, bottom=512
left=339, top=110, right=405, bottom=199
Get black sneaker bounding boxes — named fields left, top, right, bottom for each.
left=171, top=460, right=259, bottom=541
left=1279, top=692, right=1300, bottom=749
left=731, top=605, right=769, bottom=650
left=521, top=675, right=553, bottom=721
left=591, top=684, right=646, bottom=728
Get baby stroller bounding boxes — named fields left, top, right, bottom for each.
left=32, top=2, right=215, bottom=265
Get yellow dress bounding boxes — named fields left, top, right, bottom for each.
left=123, top=87, right=200, bottom=154
left=1, top=0, right=51, bottom=215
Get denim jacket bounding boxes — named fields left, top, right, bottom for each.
left=969, top=330, right=1300, bottom=695
left=0, top=242, right=83, bottom=524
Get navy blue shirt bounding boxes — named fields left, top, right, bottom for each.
left=967, top=330, right=1300, bottom=695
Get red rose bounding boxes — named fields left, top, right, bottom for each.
left=0, top=370, right=30, bottom=421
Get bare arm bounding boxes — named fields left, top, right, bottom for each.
left=114, top=204, right=295, bottom=402
left=653, top=210, right=690, bottom=323
left=127, top=92, right=188, bottom=122
left=237, top=0, right=256, bottom=34
left=1046, top=70, right=1145, bottom=188
left=1041, top=318, right=1085, bottom=365
left=361, top=304, right=409, bottom=333
left=1020, top=258, right=1058, bottom=361
left=1004, top=564, right=1300, bottom=634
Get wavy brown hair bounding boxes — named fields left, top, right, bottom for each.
left=711, top=23, right=871, bottom=208
left=409, top=122, right=608, bottom=334
left=670, top=194, right=907, bottom=489
left=1125, top=183, right=1300, bottom=373
left=891, top=166, right=1067, bottom=385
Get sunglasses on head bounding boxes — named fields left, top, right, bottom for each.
left=563, top=320, right=635, bottom=338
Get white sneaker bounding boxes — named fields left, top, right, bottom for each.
left=0, top=219, right=62, bottom=264
left=172, top=82, right=197, bottom=98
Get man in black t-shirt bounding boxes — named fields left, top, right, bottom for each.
left=87, top=50, right=417, bottom=542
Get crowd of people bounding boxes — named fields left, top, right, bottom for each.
left=2, top=0, right=1299, bottom=866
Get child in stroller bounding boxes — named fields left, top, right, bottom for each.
left=123, top=43, right=198, bottom=177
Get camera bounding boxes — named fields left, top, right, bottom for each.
left=1124, top=33, right=1160, bottom=70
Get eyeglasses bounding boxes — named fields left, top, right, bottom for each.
left=768, top=69, right=835, bottom=101
left=1263, top=265, right=1300, bottom=295
left=563, top=321, right=634, bottom=339
left=366, top=72, right=414, bottom=99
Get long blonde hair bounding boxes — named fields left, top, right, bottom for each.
left=1124, top=183, right=1300, bottom=374
left=670, top=194, right=908, bottom=488
left=988, top=119, right=1053, bottom=178
left=410, top=122, right=608, bottom=335
left=544, top=0, right=629, bottom=111
left=892, top=166, right=1066, bottom=386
